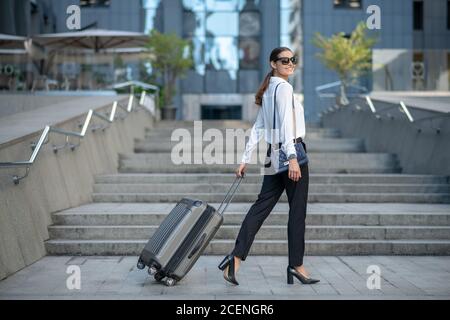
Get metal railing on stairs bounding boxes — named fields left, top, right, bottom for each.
left=0, top=92, right=155, bottom=185
left=316, top=82, right=450, bottom=135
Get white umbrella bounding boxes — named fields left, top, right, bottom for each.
left=0, top=33, right=27, bottom=50
left=32, top=29, right=149, bottom=53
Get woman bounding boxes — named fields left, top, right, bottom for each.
left=218, top=47, right=320, bottom=286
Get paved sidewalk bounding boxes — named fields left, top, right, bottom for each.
left=0, top=256, right=449, bottom=300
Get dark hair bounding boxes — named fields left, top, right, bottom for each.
left=255, top=47, right=292, bottom=106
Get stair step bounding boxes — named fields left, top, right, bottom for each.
left=95, top=173, right=450, bottom=185
left=119, top=153, right=401, bottom=174
left=92, top=192, right=450, bottom=203
left=93, top=183, right=450, bottom=194
left=150, top=121, right=322, bottom=130
left=152, top=120, right=252, bottom=129
left=134, top=138, right=365, bottom=153
left=44, top=239, right=450, bottom=255
left=145, top=120, right=330, bottom=132
left=47, top=225, right=450, bottom=240
left=145, top=131, right=340, bottom=140
left=52, top=210, right=450, bottom=226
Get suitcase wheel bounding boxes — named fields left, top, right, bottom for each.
left=164, top=278, right=176, bottom=287
left=154, top=272, right=165, bottom=282
left=136, top=260, right=145, bottom=270
left=148, top=266, right=158, bottom=276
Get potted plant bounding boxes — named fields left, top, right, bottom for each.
left=146, top=30, right=193, bottom=120
left=313, top=22, right=378, bottom=105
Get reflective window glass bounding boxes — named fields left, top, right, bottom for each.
left=239, top=37, right=260, bottom=69
left=205, top=37, right=238, bottom=70
left=206, top=0, right=240, bottom=11
left=187, top=37, right=206, bottom=75
left=182, top=0, right=206, bottom=11
left=184, top=11, right=206, bottom=36
left=206, top=12, right=238, bottom=36
left=142, top=0, right=161, bottom=9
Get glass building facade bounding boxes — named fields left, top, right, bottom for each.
left=280, top=0, right=302, bottom=92
left=1, top=0, right=449, bottom=122
left=181, top=0, right=262, bottom=80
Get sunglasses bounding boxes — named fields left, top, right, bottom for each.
left=274, top=56, right=298, bottom=65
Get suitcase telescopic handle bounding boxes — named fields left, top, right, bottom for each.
left=217, top=174, right=244, bottom=216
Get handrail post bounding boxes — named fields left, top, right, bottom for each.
left=399, top=101, right=414, bottom=122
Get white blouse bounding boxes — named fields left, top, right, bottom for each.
left=241, top=76, right=306, bottom=164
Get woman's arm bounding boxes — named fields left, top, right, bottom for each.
left=241, top=107, right=264, bottom=164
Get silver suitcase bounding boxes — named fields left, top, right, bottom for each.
left=136, top=176, right=243, bottom=286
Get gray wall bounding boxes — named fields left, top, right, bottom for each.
left=0, top=97, right=154, bottom=280
left=414, top=0, right=450, bottom=49
left=321, top=97, right=450, bottom=176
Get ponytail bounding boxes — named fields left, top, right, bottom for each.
left=255, top=69, right=274, bottom=106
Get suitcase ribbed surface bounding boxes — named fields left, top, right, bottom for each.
left=149, top=202, right=188, bottom=254
left=165, top=205, right=215, bottom=274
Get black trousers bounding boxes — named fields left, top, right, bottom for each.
left=231, top=143, right=309, bottom=267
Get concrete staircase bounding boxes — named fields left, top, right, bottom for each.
left=45, top=120, right=450, bottom=255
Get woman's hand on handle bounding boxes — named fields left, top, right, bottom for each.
left=236, top=163, right=247, bottom=178
left=288, top=158, right=302, bottom=182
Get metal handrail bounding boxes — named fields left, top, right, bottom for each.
left=0, top=93, right=152, bottom=185
left=111, top=80, right=160, bottom=111
left=320, top=94, right=449, bottom=134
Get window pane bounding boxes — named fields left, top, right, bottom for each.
left=80, top=0, right=111, bottom=7
left=144, top=9, right=163, bottom=34
left=142, top=0, right=161, bottom=9
left=187, top=37, right=206, bottom=75
left=239, top=37, right=260, bottom=69
left=206, top=0, right=239, bottom=11
left=206, top=12, right=238, bottom=36
left=205, top=37, right=238, bottom=70
left=182, top=0, right=206, bottom=11
left=413, top=1, right=424, bottom=30
left=334, top=0, right=362, bottom=9
left=448, top=0, right=450, bottom=30
left=184, top=11, right=205, bottom=36
left=239, top=11, right=261, bottom=37
left=348, top=0, right=362, bottom=9
left=281, top=9, right=301, bottom=35
left=281, top=0, right=300, bottom=9
left=238, top=0, right=261, bottom=11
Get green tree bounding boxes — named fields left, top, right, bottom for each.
left=313, top=21, right=378, bottom=105
left=146, top=30, right=193, bottom=111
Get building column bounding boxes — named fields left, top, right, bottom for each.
left=163, top=0, right=183, bottom=119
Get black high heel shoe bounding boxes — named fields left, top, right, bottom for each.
left=218, top=255, right=239, bottom=285
left=287, top=266, right=320, bottom=285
